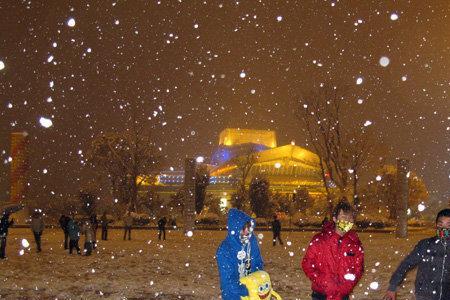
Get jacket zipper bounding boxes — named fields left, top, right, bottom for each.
left=438, top=241, right=447, bottom=300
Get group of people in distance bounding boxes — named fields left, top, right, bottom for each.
left=0, top=211, right=170, bottom=259
left=217, top=199, right=450, bottom=300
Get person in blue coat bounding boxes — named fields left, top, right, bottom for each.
left=216, top=208, right=264, bottom=300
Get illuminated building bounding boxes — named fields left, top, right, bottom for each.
left=143, top=128, right=324, bottom=206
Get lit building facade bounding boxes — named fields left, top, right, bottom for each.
left=143, top=128, right=325, bottom=207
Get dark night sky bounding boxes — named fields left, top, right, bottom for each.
left=0, top=1, right=448, bottom=204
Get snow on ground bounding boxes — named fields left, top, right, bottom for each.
left=0, top=228, right=429, bottom=299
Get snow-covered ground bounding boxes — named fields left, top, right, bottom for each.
left=1, top=228, right=429, bottom=299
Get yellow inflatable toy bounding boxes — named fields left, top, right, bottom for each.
left=240, top=271, right=282, bottom=300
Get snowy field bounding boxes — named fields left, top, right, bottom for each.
left=0, top=228, right=430, bottom=300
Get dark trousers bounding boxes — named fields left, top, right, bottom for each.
left=0, top=236, right=7, bottom=259
left=63, top=230, right=69, bottom=249
left=158, top=228, right=166, bottom=240
left=84, top=241, right=93, bottom=256
left=69, top=239, right=80, bottom=254
left=273, top=231, right=283, bottom=246
left=101, top=227, right=108, bottom=240
left=33, top=231, right=42, bottom=252
left=312, top=291, right=349, bottom=300
left=123, top=227, right=131, bottom=240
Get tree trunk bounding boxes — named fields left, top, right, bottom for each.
left=396, top=159, right=409, bottom=238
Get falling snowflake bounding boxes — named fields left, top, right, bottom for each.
left=39, top=117, right=53, bottom=128
left=21, top=239, right=30, bottom=248
left=344, top=273, right=356, bottom=281
left=370, top=282, right=379, bottom=290
left=363, top=120, right=372, bottom=127
left=356, top=77, right=363, bottom=85
left=390, top=13, right=399, bottom=21
left=276, top=16, right=283, bottom=22
left=379, top=56, right=390, bottom=67
left=67, top=18, right=76, bottom=27
left=239, top=71, right=246, bottom=78
left=0, top=60, right=5, bottom=70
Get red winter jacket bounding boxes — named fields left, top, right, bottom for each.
left=301, top=221, right=364, bottom=300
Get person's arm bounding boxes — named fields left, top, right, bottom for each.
left=386, top=241, right=423, bottom=296
left=217, top=247, right=249, bottom=298
left=302, top=238, right=331, bottom=294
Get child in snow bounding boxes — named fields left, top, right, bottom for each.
left=302, top=199, right=364, bottom=300
left=216, top=208, right=264, bottom=300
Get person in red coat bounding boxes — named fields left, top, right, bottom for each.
left=302, top=199, right=364, bottom=300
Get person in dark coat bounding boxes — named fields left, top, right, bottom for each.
left=271, top=214, right=283, bottom=246
left=383, top=208, right=450, bottom=300
left=30, top=211, right=45, bottom=252
left=67, top=217, right=81, bottom=255
left=100, top=212, right=110, bottom=241
left=302, top=199, right=364, bottom=300
left=59, top=214, right=70, bottom=249
left=0, top=212, right=14, bottom=259
left=216, top=208, right=264, bottom=300
left=158, top=217, right=167, bottom=241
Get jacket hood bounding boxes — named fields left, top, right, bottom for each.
left=226, top=208, right=255, bottom=243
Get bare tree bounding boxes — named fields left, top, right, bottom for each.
left=296, top=82, right=374, bottom=212
left=231, top=148, right=258, bottom=209
left=88, top=128, right=161, bottom=212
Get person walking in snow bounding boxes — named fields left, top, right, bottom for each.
left=90, top=214, right=98, bottom=249
left=157, top=217, right=167, bottom=241
left=0, top=212, right=14, bottom=259
left=100, top=212, right=110, bottom=241
left=302, top=199, right=364, bottom=300
left=30, top=211, right=45, bottom=252
left=383, top=208, right=450, bottom=300
left=67, top=217, right=81, bottom=255
left=59, top=214, right=70, bottom=249
left=271, top=214, right=283, bottom=246
left=216, top=208, right=264, bottom=300
left=123, top=212, right=133, bottom=240
left=81, top=219, right=94, bottom=256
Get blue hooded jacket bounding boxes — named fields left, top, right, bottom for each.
left=216, top=209, right=264, bottom=300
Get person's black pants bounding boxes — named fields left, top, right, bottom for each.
left=69, top=239, right=80, bottom=254
left=0, top=236, right=7, bottom=259
left=33, top=231, right=42, bottom=252
left=158, top=228, right=166, bottom=240
left=123, top=227, right=131, bottom=240
left=101, top=227, right=108, bottom=240
left=312, top=291, right=349, bottom=300
left=273, top=231, right=283, bottom=246
left=63, top=230, right=69, bottom=249
left=84, top=241, right=93, bottom=256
